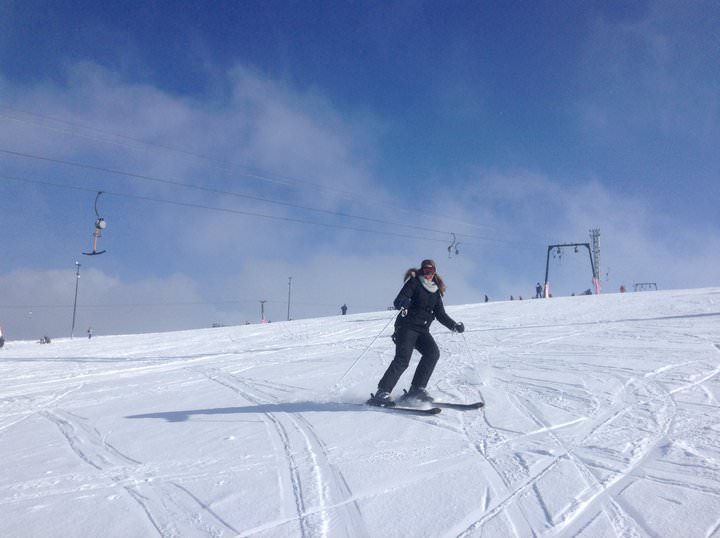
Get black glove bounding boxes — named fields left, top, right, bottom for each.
left=453, top=322, right=465, bottom=333
left=397, top=297, right=411, bottom=310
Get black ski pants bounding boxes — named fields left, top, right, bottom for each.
left=377, top=326, right=440, bottom=393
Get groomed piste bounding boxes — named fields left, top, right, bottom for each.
left=1, top=288, right=719, bottom=537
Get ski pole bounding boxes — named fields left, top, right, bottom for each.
left=333, top=310, right=396, bottom=387
left=460, top=330, right=488, bottom=403
left=461, top=330, right=489, bottom=368
left=460, top=331, right=476, bottom=362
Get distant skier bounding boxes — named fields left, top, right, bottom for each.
left=341, top=304, right=348, bottom=315
left=0, top=325, right=4, bottom=348
left=368, top=259, right=464, bottom=407
left=87, top=327, right=93, bottom=339
left=536, top=283, right=543, bottom=298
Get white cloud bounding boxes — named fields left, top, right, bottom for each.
left=0, top=267, right=211, bottom=339
left=1, top=61, right=718, bottom=339
left=502, top=169, right=718, bottom=295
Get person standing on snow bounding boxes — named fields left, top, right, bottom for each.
left=368, top=259, right=464, bottom=407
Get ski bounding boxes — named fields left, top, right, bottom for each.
left=367, top=403, right=442, bottom=415
left=432, top=401, right=484, bottom=410
left=366, top=394, right=441, bottom=415
left=397, top=389, right=484, bottom=411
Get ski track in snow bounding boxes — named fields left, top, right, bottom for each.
left=432, top=302, right=720, bottom=537
left=196, top=366, right=369, bottom=538
left=39, top=409, right=239, bottom=537
left=0, top=384, right=82, bottom=433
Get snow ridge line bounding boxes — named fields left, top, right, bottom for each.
left=40, top=409, right=239, bottom=537
left=493, top=417, right=589, bottom=448
left=197, top=368, right=314, bottom=538
left=435, top=348, right=537, bottom=537
left=540, top=371, right=679, bottom=537
left=41, top=410, right=141, bottom=470
left=455, top=455, right=564, bottom=537
left=462, top=432, right=537, bottom=536
left=0, top=459, right=271, bottom=505
left=0, top=385, right=83, bottom=434
left=0, top=353, right=239, bottom=399
left=669, top=364, right=720, bottom=396
left=577, top=370, right=681, bottom=449
left=233, top=371, right=370, bottom=537
left=197, top=367, right=368, bottom=538
left=512, top=395, right=651, bottom=537
left=294, top=413, right=370, bottom=538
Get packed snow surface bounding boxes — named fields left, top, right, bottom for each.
left=1, top=288, right=719, bottom=537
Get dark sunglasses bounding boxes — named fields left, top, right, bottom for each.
left=422, top=266, right=436, bottom=273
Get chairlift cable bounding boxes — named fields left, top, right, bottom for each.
left=0, top=148, right=501, bottom=243
left=2, top=173, right=501, bottom=246
left=0, top=105, right=494, bottom=231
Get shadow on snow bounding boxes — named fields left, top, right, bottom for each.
left=126, top=401, right=368, bottom=422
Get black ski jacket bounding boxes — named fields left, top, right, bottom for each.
left=393, top=275, right=456, bottom=332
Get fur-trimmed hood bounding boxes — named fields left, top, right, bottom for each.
left=404, top=268, right=446, bottom=296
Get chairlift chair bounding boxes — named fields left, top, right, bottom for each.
left=82, top=191, right=107, bottom=256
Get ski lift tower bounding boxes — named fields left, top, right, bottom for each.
left=590, top=228, right=601, bottom=294
left=71, top=261, right=81, bottom=338
left=543, top=242, right=597, bottom=298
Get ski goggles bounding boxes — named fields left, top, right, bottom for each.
left=422, top=265, right=436, bottom=274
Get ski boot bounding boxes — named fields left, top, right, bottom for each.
left=367, top=390, right=395, bottom=407
left=401, top=385, right=435, bottom=403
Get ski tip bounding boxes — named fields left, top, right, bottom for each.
left=428, top=407, right=442, bottom=414
left=431, top=401, right=485, bottom=410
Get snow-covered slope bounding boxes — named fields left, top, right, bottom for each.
left=1, top=288, right=719, bottom=537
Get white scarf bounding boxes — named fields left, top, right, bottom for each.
left=420, top=276, right=438, bottom=294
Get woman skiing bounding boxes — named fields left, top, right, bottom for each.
left=368, top=259, right=464, bottom=407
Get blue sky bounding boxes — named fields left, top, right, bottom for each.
left=1, top=0, right=718, bottom=338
